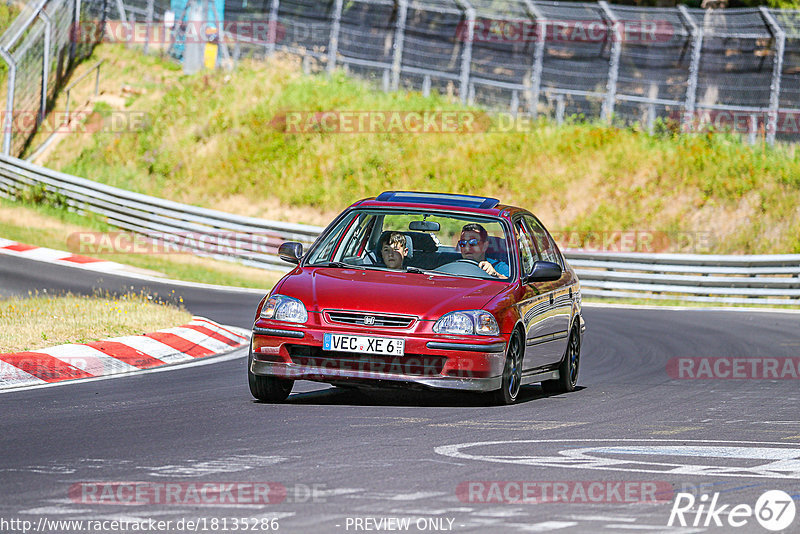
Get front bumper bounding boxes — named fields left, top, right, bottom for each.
left=251, top=323, right=508, bottom=392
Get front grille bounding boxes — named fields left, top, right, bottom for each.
left=325, top=310, right=415, bottom=328
left=287, top=346, right=445, bottom=377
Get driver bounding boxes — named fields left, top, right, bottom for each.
left=458, top=223, right=509, bottom=279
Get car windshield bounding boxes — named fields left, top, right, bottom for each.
left=306, top=209, right=513, bottom=281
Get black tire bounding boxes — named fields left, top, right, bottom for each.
left=490, top=331, right=523, bottom=405
left=542, top=327, right=580, bottom=394
left=248, top=347, right=294, bottom=402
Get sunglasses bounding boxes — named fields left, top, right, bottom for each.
left=458, top=238, right=481, bottom=247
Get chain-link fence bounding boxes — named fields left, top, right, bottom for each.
left=0, top=0, right=105, bottom=157
left=4, top=0, right=800, bottom=155
left=160, top=0, right=800, bottom=144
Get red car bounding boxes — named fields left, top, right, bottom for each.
left=248, top=191, right=585, bottom=405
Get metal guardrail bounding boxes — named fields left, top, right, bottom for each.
left=0, top=154, right=323, bottom=271
left=568, top=250, right=800, bottom=306
left=0, top=154, right=798, bottom=305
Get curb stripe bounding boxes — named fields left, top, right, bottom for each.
left=0, top=352, right=93, bottom=382
left=103, top=335, right=196, bottom=364
left=191, top=317, right=249, bottom=341
left=182, top=324, right=241, bottom=347
left=0, top=317, right=248, bottom=391
left=3, top=243, right=38, bottom=252
left=38, top=344, right=138, bottom=375
left=157, top=327, right=233, bottom=352
left=144, top=333, right=214, bottom=357
left=63, top=254, right=105, bottom=264
left=84, top=341, right=165, bottom=369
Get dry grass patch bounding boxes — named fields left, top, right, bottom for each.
left=0, top=292, right=193, bottom=353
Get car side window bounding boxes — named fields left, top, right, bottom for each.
left=524, top=216, right=562, bottom=267
left=514, top=219, right=537, bottom=277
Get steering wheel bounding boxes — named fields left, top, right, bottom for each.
left=435, top=258, right=488, bottom=276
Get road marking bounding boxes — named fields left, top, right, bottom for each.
left=651, top=427, right=703, bottom=436
left=604, top=526, right=705, bottom=532
left=139, top=455, right=287, bottom=477
left=387, top=492, right=447, bottom=501
left=429, top=421, right=585, bottom=431
left=435, top=439, right=800, bottom=479
left=513, top=521, right=577, bottom=531
left=563, top=515, right=636, bottom=522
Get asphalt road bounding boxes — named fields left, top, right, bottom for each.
left=1, top=253, right=799, bottom=534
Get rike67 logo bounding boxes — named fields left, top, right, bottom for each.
left=668, top=490, right=796, bottom=531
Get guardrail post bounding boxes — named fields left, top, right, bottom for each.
left=760, top=7, right=785, bottom=146
left=38, top=10, right=53, bottom=125
left=748, top=113, right=757, bottom=144
left=647, top=102, right=656, bottom=134
left=144, top=0, right=154, bottom=54
left=0, top=48, right=16, bottom=156
left=390, top=0, right=408, bottom=91
left=599, top=2, right=620, bottom=123
left=555, top=94, right=565, bottom=125
left=267, top=0, right=280, bottom=55
left=327, top=0, right=343, bottom=74
left=523, top=1, right=545, bottom=118
left=678, top=5, right=702, bottom=133
left=454, top=0, right=474, bottom=104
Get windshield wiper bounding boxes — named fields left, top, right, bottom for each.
left=405, top=266, right=440, bottom=275
left=318, top=261, right=353, bottom=268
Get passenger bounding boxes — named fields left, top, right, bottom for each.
left=380, top=231, right=408, bottom=270
left=458, top=223, right=509, bottom=279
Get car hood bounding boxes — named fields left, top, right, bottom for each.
left=276, top=267, right=507, bottom=319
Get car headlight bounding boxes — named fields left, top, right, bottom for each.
left=433, top=310, right=499, bottom=336
left=260, top=294, right=308, bottom=323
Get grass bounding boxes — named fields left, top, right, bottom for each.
left=0, top=3, right=18, bottom=33
left=32, top=43, right=800, bottom=255
left=0, top=197, right=285, bottom=290
left=0, top=291, right=193, bottom=353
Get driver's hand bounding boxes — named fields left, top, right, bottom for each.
left=479, top=261, right=499, bottom=278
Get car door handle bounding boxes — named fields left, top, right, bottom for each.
left=549, top=293, right=554, bottom=306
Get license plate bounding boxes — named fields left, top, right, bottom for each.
left=323, top=333, right=405, bottom=356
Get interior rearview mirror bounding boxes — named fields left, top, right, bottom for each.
left=409, top=220, right=440, bottom=232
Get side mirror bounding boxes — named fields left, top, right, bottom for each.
left=278, top=242, right=303, bottom=264
left=526, top=261, right=562, bottom=283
